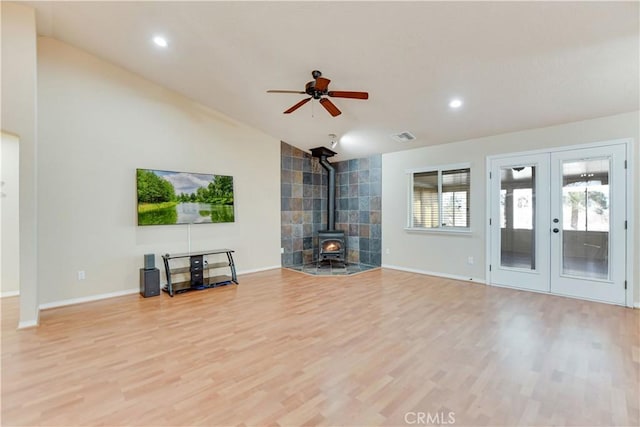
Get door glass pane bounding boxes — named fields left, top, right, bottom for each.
left=500, top=166, right=536, bottom=269
left=561, top=158, right=610, bottom=280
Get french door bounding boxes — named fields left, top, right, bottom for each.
left=489, top=143, right=627, bottom=305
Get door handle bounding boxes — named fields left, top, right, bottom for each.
left=552, top=228, right=559, bottom=233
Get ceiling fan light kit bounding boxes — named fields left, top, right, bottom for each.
left=268, top=70, right=369, bottom=117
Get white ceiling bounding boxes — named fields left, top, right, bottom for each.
left=29, top=1, right=639, bottom=161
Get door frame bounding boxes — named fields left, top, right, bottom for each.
left=485, top=138, right=635, bottom=307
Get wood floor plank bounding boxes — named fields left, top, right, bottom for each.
left=2, top=268, right=638, bottom=426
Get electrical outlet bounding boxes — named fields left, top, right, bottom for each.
left=467, top=256, right=474, bottom=265
left=78, top=270, right=86, bottom=280
left=385, top=248, right=390, bottom=254
left=280, top=247, right=285, bottom=254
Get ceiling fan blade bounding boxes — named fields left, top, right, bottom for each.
left=284, top=97, right=312, bottom=114
left=319, top=98, right=342, bottom=117
left=328, top=91, right=369, bottom=100
left=267, top=90, right=306, bottom=94
left=314, top=77, right=331, bottom=92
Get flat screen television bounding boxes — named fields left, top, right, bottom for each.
left=137, top=168, right=234, bottom=225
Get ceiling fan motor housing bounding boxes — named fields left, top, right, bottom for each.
left=305, top=81, right=325, bottom=99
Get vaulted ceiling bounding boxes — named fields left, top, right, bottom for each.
left=29, top=1, right=639, bottom=161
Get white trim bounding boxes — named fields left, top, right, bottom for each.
left=485, top=138, right=635, bottom=307
left=625, top=140, right=635, bottom=308
left=485, top=138, right=632, bottom=161
left=406, top=163, right=472, bottom=230
left=36, top=266, right=281, bottom=311
left=485, top=155, right=492, bottom=288
left=17, top=319, right=38, bottom=329
left=404, top=227, right=472, bottom=235
left=237, top=265, right=281, bottom=275
left=1, top=290, right=20, bottom=298
left=490, top=281, right=628, bottom=307
left=406, top=172, right=412, bottom=227
left=39, top=288, right=139, bottom=310
left=382, top=264, right=485, bottom=284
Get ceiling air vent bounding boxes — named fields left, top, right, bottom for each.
left=391, top=131, right=416, bottom=143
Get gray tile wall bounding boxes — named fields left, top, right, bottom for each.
left=280, top=141, right=327, bottom=266
left=335, top=155, right=382, bottom=266
left=280, top=142, right=382, bottom=267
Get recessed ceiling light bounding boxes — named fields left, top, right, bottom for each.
left=153, top=36, right=168, bottom=48
left=449, top=98, right=463, bottom=109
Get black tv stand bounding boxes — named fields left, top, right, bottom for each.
left=161, top=249, right=238, bottom=297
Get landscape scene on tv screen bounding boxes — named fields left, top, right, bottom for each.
left=137, top=169, right=234, bottom=225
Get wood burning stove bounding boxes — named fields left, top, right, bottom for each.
left=311, top=146, right=346, bottom=263
left=318, top=230, right=346, bottom=261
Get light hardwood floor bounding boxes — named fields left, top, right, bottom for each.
left=2, top=268, right=638, bottom=426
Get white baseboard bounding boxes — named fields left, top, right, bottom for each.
left=39, top=288, right=139, bottom=310
left=1, top=290, right=20, bottom=298
left=381, top=264, right=485, bottom=284
left=237, top=265, right=281, bottom=275
left=37, top=266, right=280, bottom=311
left=17, top=319, right=38, bottom=329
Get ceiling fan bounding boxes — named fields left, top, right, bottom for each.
left=267, top=70, right=368, bottom=117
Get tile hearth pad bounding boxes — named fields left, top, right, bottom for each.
left=286, top=261, right=378, bottom=276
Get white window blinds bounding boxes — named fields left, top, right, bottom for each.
left=442, top=168, right=470, bottom=228
left=412, top=171, right=439, bottom=228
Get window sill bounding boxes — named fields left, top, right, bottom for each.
left=404, top=227, right=472, bottom=235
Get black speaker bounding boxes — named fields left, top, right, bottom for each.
left=140, top=268, right=160, bottom=297
left=144, top=254, right=155, bottom=270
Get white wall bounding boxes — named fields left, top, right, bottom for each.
left=1, top=2, right=38, bottom=326
left=382, top=111, right=640, bottom=305
left=1, top=133, right=20, bottom=296
left=37, top=37, right=281, bottom=305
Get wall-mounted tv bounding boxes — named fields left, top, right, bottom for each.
left=137, top=168, right=234, bottom=225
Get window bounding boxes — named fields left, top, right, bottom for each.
left=409, top=166, right=471, bottom=230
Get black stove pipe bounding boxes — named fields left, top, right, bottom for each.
left=318, top=155, right=336, bottom=231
